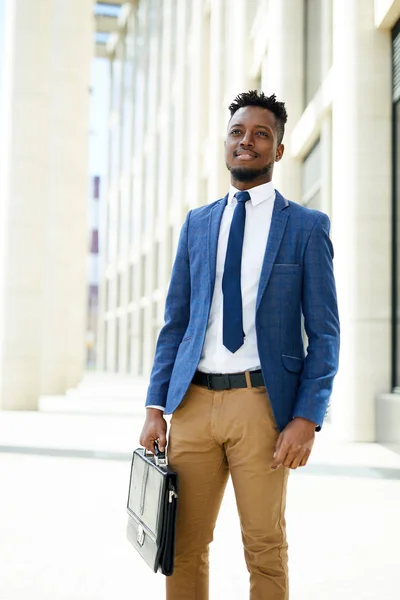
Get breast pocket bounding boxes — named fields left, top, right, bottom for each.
left=265, top=264, right=302, bottom=312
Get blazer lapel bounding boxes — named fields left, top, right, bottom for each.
left=256, top=190, right=290, bottom=311
left=208, top=195, right=228, bottom=298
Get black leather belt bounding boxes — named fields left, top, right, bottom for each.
left=192, top=369, right=264, bottom=391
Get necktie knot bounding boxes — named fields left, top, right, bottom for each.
left=234, top=191, right=251, bottom=204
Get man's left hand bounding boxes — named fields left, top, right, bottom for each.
left=271, top=417, right=316, bottom=470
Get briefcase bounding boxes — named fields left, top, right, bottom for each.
left=126, top=443, right=178, bottom=576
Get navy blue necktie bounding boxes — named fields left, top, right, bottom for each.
left=222, top=191, right=251, bottom=353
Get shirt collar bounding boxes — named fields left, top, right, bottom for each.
left=228, top=181, right=275, bottom=207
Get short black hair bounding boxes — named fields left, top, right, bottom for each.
left=228, top=90, right=288, bottom=145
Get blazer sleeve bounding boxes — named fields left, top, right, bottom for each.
left=292, top=212, right=340, bottom=428
left=145, top=211, right=191, bottom=408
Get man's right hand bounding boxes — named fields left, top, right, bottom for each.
left=139, top=408, right=168, bottom=454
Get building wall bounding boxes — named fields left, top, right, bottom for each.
left=0, top=1, right=5, bottom=102
left=0, top=0, right=93, bottom=409
left=98, top=0, right=400, bottom=442
left=86, top=176, right=101, bottom=369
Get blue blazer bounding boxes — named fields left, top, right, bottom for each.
left=146, top=190, right=340, bottom=431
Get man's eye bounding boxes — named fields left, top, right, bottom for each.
left=257, top=131, right=268, bottom=137
left=230, top=129, right=241, bottom=135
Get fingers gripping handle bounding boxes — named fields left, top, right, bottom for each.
left=145, top=440, right=168, bottom=467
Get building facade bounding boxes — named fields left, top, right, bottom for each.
left=86, top=176, right=101, bottom=368
left=0, top=0, right=93, bottom=409
left=98, top=0, right=400, bottom=443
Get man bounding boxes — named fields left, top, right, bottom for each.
left=140, top=90, right=340, bottom=600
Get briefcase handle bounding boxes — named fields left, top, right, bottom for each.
left=145, top=440, right=168, bottom=467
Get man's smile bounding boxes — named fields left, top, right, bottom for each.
left=234, top=150, right=258, bottom=160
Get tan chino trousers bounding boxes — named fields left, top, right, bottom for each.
left=166, top=380, right=289, bottom=600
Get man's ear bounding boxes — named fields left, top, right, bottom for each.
left=275, top=144, right=285, bottom=162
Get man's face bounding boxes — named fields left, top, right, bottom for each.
left=225, top=105, right=284, bottom=186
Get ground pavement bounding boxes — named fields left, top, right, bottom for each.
left=0, top=373, right=399, bottom=600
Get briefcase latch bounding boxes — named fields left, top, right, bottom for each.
left=137, top=525, right=145, bottom=547
left=155, top=455, right=168, bottom=467
left=145, top=442, right=168, bottom=467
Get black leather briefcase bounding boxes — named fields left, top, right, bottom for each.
left=126, top=443, right=178, bottom=576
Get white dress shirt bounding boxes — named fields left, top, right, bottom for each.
left=198, top=181, right=275, bottom=373
left=147, top=181, right=276, bottom=410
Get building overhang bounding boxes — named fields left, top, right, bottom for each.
left=95, top=1, right=124, bottom=59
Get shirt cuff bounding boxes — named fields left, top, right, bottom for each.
left=146, top=405, right=165, bottom=412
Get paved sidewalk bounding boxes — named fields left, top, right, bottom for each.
left=0, top=374, right=400, bottom=599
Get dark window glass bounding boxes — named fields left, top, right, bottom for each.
left=115, top=319, right=120, bottom=372
left=392, top=20, right=400, bottom=388
left=301, top=138, right=321, bottom=209
left=304, top=0, right=322, bottom=106
left=393, top=100, right=400, bottom=387
left=90, top=230, right=99, bottom=254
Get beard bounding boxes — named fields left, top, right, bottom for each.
left=226, top=161, right=273, bottom=182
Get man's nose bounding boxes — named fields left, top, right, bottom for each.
left=240, top=132, right=254, bottom=146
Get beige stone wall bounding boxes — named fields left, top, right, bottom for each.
left=0, top=0, right=93, bottom=409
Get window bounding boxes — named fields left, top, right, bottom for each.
left=122, top=28, right=134, bottom=173
left=129, top=264, right=134, bottom=302
left=152, top=301, right=159, bottom=357
left=127, top=311, right=133, bottom=373
left=301, top=139, right=321, bottom=210
left=138, top=307, right=145, bottom=375
left=304, top=0, right=332, bottom=107
left=105, top=279, right=110, bottom=311
left=104, top=321, right=109, bottom=369
left=117, top=273, right=122, bottom=307
left=304, top=0, right=322, bottom=105
left=154, top=242, right=160, bottom=290
left=115, top=318, right=120, bottom=372
left=140, top=254, right=146, bottom=296
left=392, top=20, right=400, bottom=388
left=111, top=41, right=123, bottom=113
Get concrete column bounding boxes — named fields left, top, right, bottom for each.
left=41, top=0, right=93, bottom=392
left=121, top=9, right=137, bottom=375
left=225, top=0, right=254, bottom=100
left=319, top=0, right=333, bottom=216
left=214, top=0, right=260, bottom=196
left=207, top=0, right=226, bottom=201
left=320, top=117, right=332, bottom=217
left=331, top=0, right=391, bottom=440
left=130, top=141, right=142, bottom=372
left=185, top=0, right=208, bottom=209
left=142, top=1, right=161, bottom=375
left=131, top=0, right=149, bottom=376
left=170, top=0, right=187, bottom=228
left=262, top=0, right=304, bottom=200
left=157, top=0, right=173, bottom=299
left=116, top=35, right=129, bottom=375
left=0, top=0, right=52, bottom=409
left=96, top=58, right=114, bottom=373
